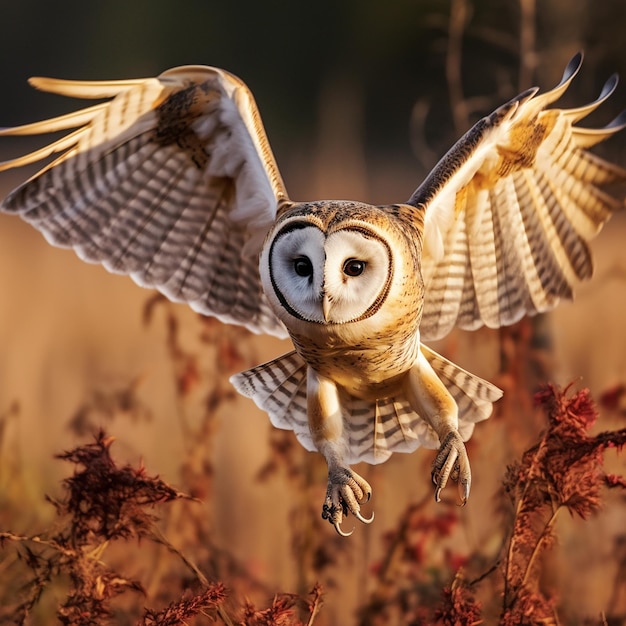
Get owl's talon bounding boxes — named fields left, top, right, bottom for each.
left=434, top=485, right=442, bottom=503
left=432, top=431, right=471, bottom=504
left=355, top=510, right=375, bottom=524
left=322, top=467, right=373, bottom=535
left=458, top=477, right=470, bottom=506
left=322, top=502, right=353, bottom=536
left=334, top=522, right=354, bottom=537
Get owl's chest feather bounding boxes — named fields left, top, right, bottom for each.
left=289, top=314, right=421, bottom=399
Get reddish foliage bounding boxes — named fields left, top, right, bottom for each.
left=501, top=384, right=626, bottom=623
left=523, top=384, right=626, bottom=519
left=140, top=583, right=227, bottom=625
left=358, top=499, right=465, bottom=625
left=433, top=576, right=482, bottom=626
left=58, top=571, right=145, bottom=626
left=605, top=473, right=626, bottom=489
left=599, top=383, right=626, bottom=415
left=500, top=587, right=556, bottom=626
left=241, top=585, right=323, bottom=626
left=51, top=431, right=187, bottom=545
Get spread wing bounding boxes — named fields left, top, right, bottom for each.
left=0, top=66, right=290, bottom=338
left=410, top=53, right=626, bottom=341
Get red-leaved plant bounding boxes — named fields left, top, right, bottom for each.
left=499, top=384, right=626, bottom=624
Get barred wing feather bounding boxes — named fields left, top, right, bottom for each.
left=230, top=351, right=313, bottom=452
left=411, top=53, right=626, bottom=341
left=0, top=66, right=289, bottom=338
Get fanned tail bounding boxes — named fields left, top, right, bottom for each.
left=231, top=346, right=502, bottom=466
left=419, top=344, right=503, bottom=441
left=342, top=394, right=437, bottom=464
left=230, top=351, right=312, bottom=451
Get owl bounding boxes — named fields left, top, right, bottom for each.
left=1, top=53, right=624, bottom=535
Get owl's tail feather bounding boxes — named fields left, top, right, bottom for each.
left=230, top=346, right=502, bottom=466
left=419, top=344, right=503, bottom=438
left=230, top=351, right=314, bottom=451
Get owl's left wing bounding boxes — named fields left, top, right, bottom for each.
left=410, top=53, right=626, bottom=341
left=0, top=66, right=289, bottom=337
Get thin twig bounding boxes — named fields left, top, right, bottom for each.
left=306, top=585, right=324, bottom=626
left=217, top=605, right=237, bottom=626
left=0, top=531, right=73, bottom=557
left=468, top=560, right=500, bottom=587
left=520, top=507, right=561, bottom=589
left=502, top=433, right=549, bottom=608
left=147, top=525, right=209, bottom=587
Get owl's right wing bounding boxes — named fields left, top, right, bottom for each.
left=409, top=53, right=626, bottom=342
left=0, top=66, right=290, bottom=338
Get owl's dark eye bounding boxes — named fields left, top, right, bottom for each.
left=293, top=256, right=313, bottom=277
left=343, top=259, right=366, bottom=277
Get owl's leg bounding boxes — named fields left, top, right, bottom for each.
left=307, top=367, right=374, bottom=536
left=406, top=351, right=471, bottom=505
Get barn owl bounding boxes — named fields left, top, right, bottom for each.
left=1, top=53, right=624, bottom=535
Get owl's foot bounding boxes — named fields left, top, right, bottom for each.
left=431, top=431, right=471, bottom=505
left=321, top=467, right=374, bottom=536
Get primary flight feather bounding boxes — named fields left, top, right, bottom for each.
left=1, top=52, right=624, bottom=535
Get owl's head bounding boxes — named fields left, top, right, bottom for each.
left=259, top=202, right=401, bottom=327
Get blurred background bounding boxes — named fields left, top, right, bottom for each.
left=0, top=0, right=625, bottom=623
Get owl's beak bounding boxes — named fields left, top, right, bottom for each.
left=322, top=292, right=332, bottom=322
